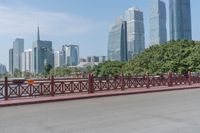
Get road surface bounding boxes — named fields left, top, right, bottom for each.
left=1, top=89, right=200, bottom=133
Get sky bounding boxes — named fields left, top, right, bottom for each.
left=0, top=0, right=200, bottom=68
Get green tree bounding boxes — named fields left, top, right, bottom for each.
left=43, top=64, right=52, bottom=77
left=124, top=40, right=200, bottom=75
left=49, top=67, right=72, bottom=77
left=13, top=69, right=22, bottom=77
left=92, top=61, right=125, bottom=77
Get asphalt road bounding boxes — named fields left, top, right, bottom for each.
left=1, top=89, right=200, bottom=133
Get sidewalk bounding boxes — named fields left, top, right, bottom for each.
left=1, top=84, right=200, bottom=107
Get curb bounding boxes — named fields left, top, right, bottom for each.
left=1, top=85, right=200, bottom=107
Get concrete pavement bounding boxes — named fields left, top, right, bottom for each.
left=1, top=89, right=200, bottom=133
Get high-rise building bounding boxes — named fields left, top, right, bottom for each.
left=21, top=49, right=32, bottom=73
left=13, top=38, right=24, bottom=71
left=108, top=20, right=128, bottom=61
left=9, top=48, right=13, bottom=73
left=21, top=51, right=26, bottom=72
left=54, top=51, right=64, bottom=68
left=123, top=7, right=145, bottom=59
left=62, top=45, right=79, bottom=66
left=0, top=64, right=7, bottom=74
left=150, top=0, right=167, bottom=45
left=169, top=0, right=192, bottom=40
left=32, top=27, right=53, bottom=74
left=54, top=51, right=60, bottom=68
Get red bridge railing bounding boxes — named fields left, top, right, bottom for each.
left=0, top=72, right=199, bottom=100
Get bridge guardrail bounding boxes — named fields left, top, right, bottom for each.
left=0, top=71, right=199, bottom=101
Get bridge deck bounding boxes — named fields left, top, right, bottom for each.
left=1, top=88, right=200, bottom=133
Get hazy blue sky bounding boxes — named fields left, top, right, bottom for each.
left=0, top=0, right=199, bottom=68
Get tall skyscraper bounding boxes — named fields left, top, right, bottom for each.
left=54, top=51, right=64, bottom=68
left=21, top=49, right=32, bottom=73
left=62, top=45, right=79, bottom=66
left=150, top=0, right=167, bottom=45
left=9, top=48, right=13, bottom=73
left=21, top=51, right=26, bottom=72
left=32, top=27, right=53, bottom=74
left=0, top=64, right=7, bottom=74
left=123, top=7, right=145, bottom=59
left=108, top=20, right=128, bottom=61
left=13, top=38, right=24, bottom=71
left=169, top=0, right=192, bottom=40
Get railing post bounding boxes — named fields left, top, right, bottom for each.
left=146, top=73, right=150, bottom=88
left=121, top=73, right=125, bottom=90
left=188, top=71, right=192, bottom=85
left=168, top=72, right=173, bottom=87
left=51, top=76, right=55, bottom=96
left=88, top=74, right=94, bottom=93
left=4, top=77, right=8, bottom=100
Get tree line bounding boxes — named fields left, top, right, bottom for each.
left=5, top=40, right=200, bottom=78
left=92, top=40, right=200, bottom=77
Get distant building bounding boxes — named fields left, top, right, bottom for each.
left=86, top=56, right=106, bottom=63
left=62, top=45, right=79, bottom=66
left=99, top=56, right=106, bottom=63
left=87, top=56, right=99, bottom=62
left=0, top=64, right=7, bottom=74
left=9, top=48, right=13, bottom=73
left=13, top=38, right=24, bottom=71
left=150, top=0, right=167, bottom=45
left=32, top=26, right=53, bottom=74
left=87, top=56, right=98, bottom=62
left=169, top=0, right=192, bottom=40
left=77, top=62, right=99, bottom=68
left=123, top=7, right=145, bottom=59
left=87, top=56, right=92, bottom=62
left=91, top=56, right=99, bottom=62
left=79, top=58, right=87, bottom=62
left=54, top=51, right=64, bottom=68
left=21, top=49, right=32, bottom=73
left=108, top=20, right=128, bottom=61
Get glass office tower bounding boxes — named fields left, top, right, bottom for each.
left=62, top=45, right=79, bottom=66
left=9, top=48, right=13, bottom=73
left=32, top=41, right=53, bottom=74
left=0, top=64, right=7, bottom=74
left=169, top=0, right=192, bottom=40
left=32, top=27, right=53, bottom=74
left=123, top=7, right=145, bottom=59
left=13, top=38, right=24, bottom=71
left=108, top=20, right=128, bottom=61
left=21, top=49, right=32, bottom=73
left=150, top=0, right=167, bottom=45
left=54, top=51, right=64, bottom=68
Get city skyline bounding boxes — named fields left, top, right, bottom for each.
left=1, top=0, right=200, bottom=68
left=9, top=26, right=106, bottom=74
